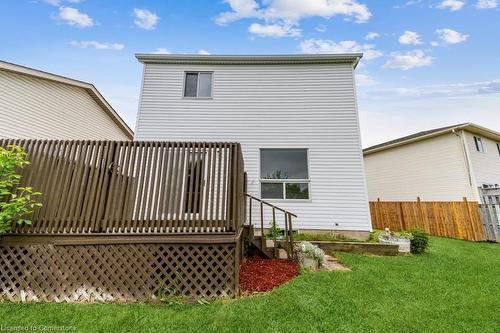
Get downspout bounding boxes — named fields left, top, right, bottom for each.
left=452, top=129, right=480, bottom=201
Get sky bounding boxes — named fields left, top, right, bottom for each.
left=0, top=0, right=499, bottom=147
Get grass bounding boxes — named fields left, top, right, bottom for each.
left=1, top=237, right=499, bottom=333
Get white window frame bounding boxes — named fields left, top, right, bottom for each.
left=497, top=143, right=500, bottom=157
left=183, top=71, right=213, bottom=99
left=259, top=148, right=311, bottom=201
left=474, top=136, right=484, bottom=153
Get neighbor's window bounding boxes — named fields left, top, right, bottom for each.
left=184, top=72, right=212, bottom=98
left=497, top=143, right=500, bottom=156
left=474, top=136, right=484, bottom=153
left=260, top=149, right=310, bottom=200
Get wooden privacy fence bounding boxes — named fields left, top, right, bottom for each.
left=479, top=204, right=500, bottom=242
left=0, top=139, right=245, bottom=302
left=1, top=139, right=245, bottom=234
left=370, top=199, right=485, bottom=241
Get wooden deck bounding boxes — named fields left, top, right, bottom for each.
left=0, top=139, right=246, bottom=301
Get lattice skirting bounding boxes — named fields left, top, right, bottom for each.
left=0, top=243, right=237, bottom=302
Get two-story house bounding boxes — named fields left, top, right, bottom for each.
left=134, top=54, right=372, bottom=239
left=363, top=123, right=500, bottom=203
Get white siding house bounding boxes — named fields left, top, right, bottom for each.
left=0, top=60, right=133, bottom=140
left=364, top=123, right=500, bottom=202
left=134, top=54, right=372, bottom=237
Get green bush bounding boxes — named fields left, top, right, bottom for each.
left=409, top=229, right=429, bottom=254
left=266, top=220, right=282, bottom=240
left=0, top=145, right=41, bottom=234
left=295, top=232, right=356, bottom=242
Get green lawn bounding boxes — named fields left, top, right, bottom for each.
left=1, top=237, right=499, bottom=333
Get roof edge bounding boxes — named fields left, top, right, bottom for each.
left=0, top=60, right=134, bottom=139
left=135, top=53, right=363, bottom=67
left=363, top=123, right=500, bottom=155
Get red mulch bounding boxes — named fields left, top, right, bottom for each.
left=239, top=256, right=300, bottom=293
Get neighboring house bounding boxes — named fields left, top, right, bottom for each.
left=0, top=60, right=133, bottom=140
left=363, top=123, right=500, bottom=202
left=134, top=54, right=372, bottom=238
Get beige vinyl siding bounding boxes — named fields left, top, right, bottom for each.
left=135, top=63, right=371, bottom=232
left=464, top=131, right=500, bottom=189
left=0, top=70, right=129, bottom=140
left=364, top=133, right=475, bottom=201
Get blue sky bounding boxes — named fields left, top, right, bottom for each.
left=1, top=0, right=499, bottom=146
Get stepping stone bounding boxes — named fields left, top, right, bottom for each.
left=320, top=254, right=351, bottom=272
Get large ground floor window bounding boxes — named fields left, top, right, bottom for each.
left=260, top=148, right=310, bottom=200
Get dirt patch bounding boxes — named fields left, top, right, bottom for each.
left=239, top=256, right=299, bottom=293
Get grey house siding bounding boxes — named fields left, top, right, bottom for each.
left=0, top=70, right=130, bottom=140
left=135, top=62, right=371, bottom=232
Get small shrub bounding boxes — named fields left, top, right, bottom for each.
left=369, top=230, right=383, bottom=242
left=296, top=241, right=325, bottom=264
left=0, top=145, right=41, bottom=234
left=375, top=228, right=413, bottom=242
left=266, top=220, right=282, bottom=240
left=409, top=229, right=429, bottom=254
left=294, top=232, right=356, bottom=242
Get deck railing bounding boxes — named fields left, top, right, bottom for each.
left=1, top=139, right=245, bottom=234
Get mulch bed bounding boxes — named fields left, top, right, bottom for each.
left=239, top=256, right=300, bottom=293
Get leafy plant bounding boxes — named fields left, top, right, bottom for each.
left=294, top=232, right=356, bottom=242
left=409, top=229, right=429, bottom=254
left=376, top=228, right=413, bottom=241
left=369, top=229, right=383, bottom=242
left=296, top=241, right=325, bottom=264
left=266, top=220, right=282, bottom=240
left=0, top=145, right=41, bottom=234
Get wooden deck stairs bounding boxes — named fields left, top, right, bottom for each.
left=244, top=194, right=297, bottom=259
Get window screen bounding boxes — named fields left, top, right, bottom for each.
left=184, top=72, right=212, bottom=97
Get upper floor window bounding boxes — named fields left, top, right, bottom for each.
left=260, top=149, right=310, bottom=200
left=497, top=143, right=500, bottom=156
left=184, top=72, right=212, bottom=98
left=474, top=136, right=484, bottom=153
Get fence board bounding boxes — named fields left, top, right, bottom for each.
left=370, top=200, right=485, bottom=241
left=1, top=140, right=244, bottom=235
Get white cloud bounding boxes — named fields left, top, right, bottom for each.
left=475, top=0, right=498, bottom=8
left=133, top=8, right=159, bottom=30
left=216, top=0, right=372, bottom=24
left=43, top=0, right=83, bottom=5
left=70, top=40, right=124, bottom=50
left=315, top=24, right=327, bottom=32
left=198, top=50, right=211, bottom=55
left=398, top=31, right=422, bottom=45
left=394, top=0, right=422, bottom=8
left=57, top=7, right=93, bottom=27
left=364, top=80, right=500, bottom=100
left=356, top=73, right=377, bottom=86
left=365, top=32, right=380, bottom=40
left=216, top=0, right=260, bottom=24
left=248, top=22, right=301, bottom=37
left=430, top=41, right=440, bottom=47
left=153, top=48, right=171, bottom=54
left=437, top=0, right=465, bottom=11
left=216, top=0, right=371, bottom=38
left=436, top=28, right=468, bottom=44
left=384, top=50, right=433, bottom=70
left=300, top=39, right=383, bottom=60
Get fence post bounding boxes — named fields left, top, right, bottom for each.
left=398, top=202, right=405, bottom=231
